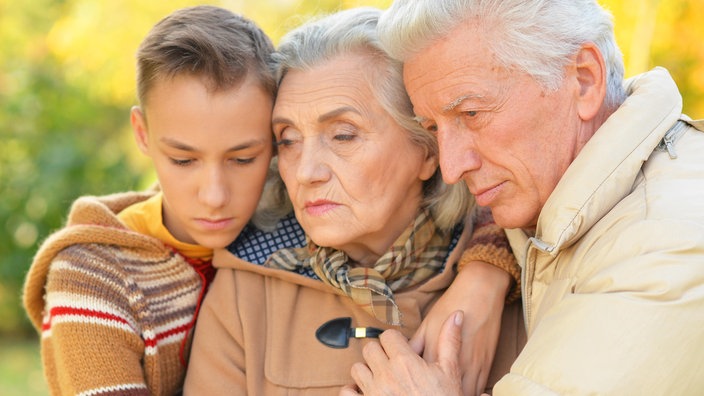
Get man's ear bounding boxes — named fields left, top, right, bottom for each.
left=574, top=43, right=607, bottom=121
left=130, top=106, right=150, bottom=155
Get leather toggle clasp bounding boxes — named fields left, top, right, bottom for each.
left=315, top=317, right=384, bottom=349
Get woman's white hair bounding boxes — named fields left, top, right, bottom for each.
left=255, top=7, right=472, bottom=231
left=377, top=0, right=627, bottom=109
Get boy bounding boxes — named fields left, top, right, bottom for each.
left=22, top=6, right=276, bottom=395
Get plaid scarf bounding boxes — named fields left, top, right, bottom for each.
left=265, top=209, right=450, bottom=325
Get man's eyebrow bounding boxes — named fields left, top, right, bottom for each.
left=413, top=94, right=486, bottom=124
left=442, top=94, right=484, bottom=112
left=160, top=137, right=267, bottom=152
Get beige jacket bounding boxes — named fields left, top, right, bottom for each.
left=185, top=224, right=525, bottom=395
left=496, top=68, right=704, bottom=394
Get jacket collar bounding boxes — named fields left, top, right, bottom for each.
left=532, top=67, right=683, bottom=254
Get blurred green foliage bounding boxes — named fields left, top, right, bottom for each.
left=0, top=0, right=146, bottom=337
left=0, top=338, right=48, bottom=396
left=1, top=0, right=703, bottom=341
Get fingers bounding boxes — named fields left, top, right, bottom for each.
left=339, top=383, right=363, bottom=396
left=472, top=368, right=488, bottom=396
left=348, top=324, right=464, bottom=396
left=437, top=311, right=463, bottom=375
left=408, top=322, right=427, bottom=356
left=355, top=330, right=422, bottom=395
left=359, top=337, right=390, bottom=375
left=376, top=329, right=416, bottom=360
left=350, top=358, right=374, bottom=393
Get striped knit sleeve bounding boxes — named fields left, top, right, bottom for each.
left=457, top=206, right=521, bottom=303
left=41, top=244, right=151, bottom=396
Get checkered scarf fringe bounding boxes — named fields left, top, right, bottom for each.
left=265, top=209, right=450, bottom=325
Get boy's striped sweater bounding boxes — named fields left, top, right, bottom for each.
left=23, top=190, right=210, bottom=396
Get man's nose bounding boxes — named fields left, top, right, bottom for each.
left=437, top=126, right=481, bottom=184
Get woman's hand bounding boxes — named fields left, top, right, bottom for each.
left=411, top=260, right=511, bottom=395
left=340, top=311, right=464, bottom=396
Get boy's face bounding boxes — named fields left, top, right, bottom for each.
left=131, top=74, right=273, bottom=249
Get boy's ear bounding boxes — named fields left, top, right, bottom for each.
left=130, top=106, right=150, bottom=155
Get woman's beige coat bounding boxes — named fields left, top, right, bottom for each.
left=496, top=68, right=704, bottom=395
left=184, top=225, right=525, bottom=395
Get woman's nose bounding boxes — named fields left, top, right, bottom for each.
left=295, top=139, right=331, bottom=185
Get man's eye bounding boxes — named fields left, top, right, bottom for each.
left=464, top=110, right=478, bottom=117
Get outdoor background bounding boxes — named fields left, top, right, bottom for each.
left=1, top=0, right=702, bottom=394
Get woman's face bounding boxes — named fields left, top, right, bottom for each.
left=272, top=52, right=437, bottom=265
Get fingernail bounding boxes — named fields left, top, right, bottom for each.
left=454, top=311, right=464, bottom=326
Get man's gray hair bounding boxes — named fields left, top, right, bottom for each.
left=378, top=0, right=627, bottom=109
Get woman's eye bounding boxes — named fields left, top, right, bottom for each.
left=333, top=133, right=356, bottom=142
left=330, top=122, right=358, bottom=142
left=276, top=138, right=295, bottom=147
left=170, top=158, right=192, bottom=166
left=275, top=126, right=301, bottom=148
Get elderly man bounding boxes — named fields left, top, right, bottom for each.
left=343, top=0, right=704, bottom=395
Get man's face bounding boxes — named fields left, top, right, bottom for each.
left=403, top=21, right=583, bottom=229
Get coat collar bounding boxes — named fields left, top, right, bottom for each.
left=532, top=67, right=683, bottom=254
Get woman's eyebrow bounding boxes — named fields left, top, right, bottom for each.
left=272, top=106, right=361, bottom=127
left=317, top=106, right=360, bottom=123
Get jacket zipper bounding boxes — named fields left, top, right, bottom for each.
left=523, top=237, right=555, bottom=333
left=656, top=120, right=687, bottom=159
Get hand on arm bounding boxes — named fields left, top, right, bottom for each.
left=341, top=311, right=464, bottom=396
left=412, top=259, right=511, bottom=395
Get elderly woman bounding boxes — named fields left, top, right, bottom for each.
left=184, top=7, right=524, bottom=395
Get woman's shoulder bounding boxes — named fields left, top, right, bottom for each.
left=227, top=212, right=306, bottom=264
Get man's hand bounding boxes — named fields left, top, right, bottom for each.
left=412, top=261, right=509, bottom=395
left=340, top=311, right=464, bottom=396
